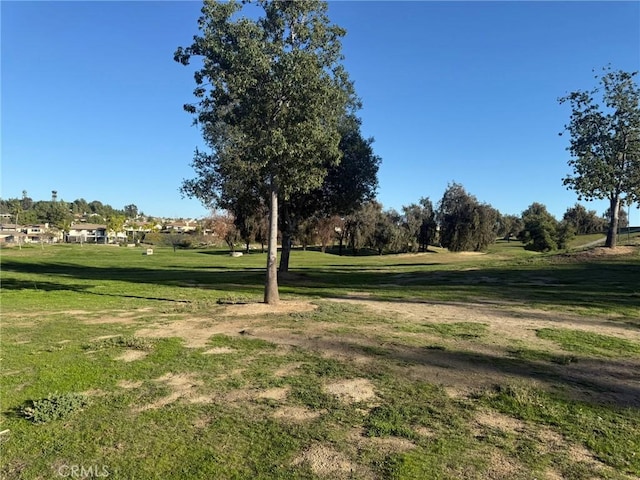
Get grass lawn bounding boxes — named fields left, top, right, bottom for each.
left=1, top=240, right=639, bottom=479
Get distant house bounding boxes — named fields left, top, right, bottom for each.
left=65, top=223, right=127, bottom=244
left=163, top=220, right=199, bottom=234
left=124, top=221, right=160, bottom=239
left=0, top=230, right=27, bottom=245
left=66, top=224, right=108, bottom=244
left=0, top=224, right=21, bottom=233
left=25, top=223, right=62, bottom=243
left=0, top=223, right=61, bottom=244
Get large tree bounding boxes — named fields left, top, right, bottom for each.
left=437, top=183, right=498, bottom=252
left=518, top=202, right=573, bottom=252
left=559, top=67, right=640, bottom=248
left=402, top=197, right=437, bottom=252
left=563, top=203, right=606, bottom=235
left=278, top=115, right=379, bottom=271
left=176, top=0, right=356, bottom=303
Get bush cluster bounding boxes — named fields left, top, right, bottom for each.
left=21, top=393, right=88, bottom=424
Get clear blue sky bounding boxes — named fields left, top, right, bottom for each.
left=2, top=1, right=639, bottom=223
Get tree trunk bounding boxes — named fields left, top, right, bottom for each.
left=278, top=203, right=296, bottom=273
left=280, top=232, right=291, bottom=273
left=264, top=185, right=280, bottom=305
left=605, top=195, right=620, bottom=248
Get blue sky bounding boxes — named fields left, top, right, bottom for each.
left=2, top=1, right=639, bottom=223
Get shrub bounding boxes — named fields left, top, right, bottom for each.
left=83, top=335, right=154, bottom=351
left=21, top=393, right=88, bottom=424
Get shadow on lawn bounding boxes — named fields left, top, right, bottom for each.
left=263, top=331, right=640, bottom=409
left=1, top=257, right=639, bottom=317
left=0, top=278, right=190, bottom=303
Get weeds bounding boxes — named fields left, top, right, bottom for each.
left=21, top=392, right=88, bottom=424
left=83, top=335, right=155, bottom=351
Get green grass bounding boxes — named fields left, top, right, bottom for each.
left=3, top=242, right=639, bottom=317
left=481, top=383, right=640, bottom=474
left=536, top=328, right=640, bottom=357
left=1, top=243, right=639, bottom=479
left=396, top=322, right=488, bottom=338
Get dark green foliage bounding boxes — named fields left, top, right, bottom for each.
left=518, top=202, right=573, bottom=252
left=176, top=0, right=359, bottom=301
left=279, top=115, right=381, bottom=269
left=496, top=213, right=524, bottom=241
left=344, top=200, right=382, bottom=253
left=559, top=67, right=640, bottom=248
left=21, top=393, right=88, bottom=424
left=563, top=203, right=606, bottom=235
left=402, top=198, right=438, bottom=252
left=437, top=183, right=499, bottom=252
left=0, top=195, right=129, bottom=227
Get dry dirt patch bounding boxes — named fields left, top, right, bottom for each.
left=202, top=346, right=236, bottom=355
left=135, top=318, right=242, bottom=348
left=115, top=350, right=148, bottom=362
left=273, top=362, right=303, bottom=377
left=347, top=428, right=416, bottom=454
left=220, top=300, right=316, bottom=317
left=323, top=378, right=377, bottom=404
left=475, top=410, right=526, bottom=434
left=124, top=296, right=638, bottom=408
left=483, top=450, right=524, bottom=480
left=133, top=301, right=316, bottom=348
left=293, top=444, right=367, bottom=479
left=566, top=245, right=637, bottom=260
left=134, top=373, right=205, bottom=411
left=272, top=406, right=323, bottom=422
left=118, top=380, right=143, bottom=389
left=82, top=307, right=155, bottom=325
left=257, top=386, right=290, bottom=401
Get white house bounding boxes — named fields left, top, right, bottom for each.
left=66, top=224, right=108, bottom=243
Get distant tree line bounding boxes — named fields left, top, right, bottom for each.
left=202, top=181, right=623, bottom=256
left=0, top=190, right=143, bottom=230
left=3, top=187, right=626, bottom=254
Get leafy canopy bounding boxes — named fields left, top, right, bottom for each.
left=176, top=0, right=356, bottom=207
left=559, top=68, right=640, bottom=206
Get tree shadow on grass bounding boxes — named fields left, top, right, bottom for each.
left=0, top=278, right=190, bottom=303
left=2, top=256, right=639, bottom=316
left=281, top=260, right=640, bottom=320
left=260, top=330, right=640, bottom=410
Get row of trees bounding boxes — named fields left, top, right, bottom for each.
left=0, top=191, right=143, bottom=228
left=204, top=181, right=629, bottom=258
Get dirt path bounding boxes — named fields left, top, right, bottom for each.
left=129, top=298, right=640, bottom=408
